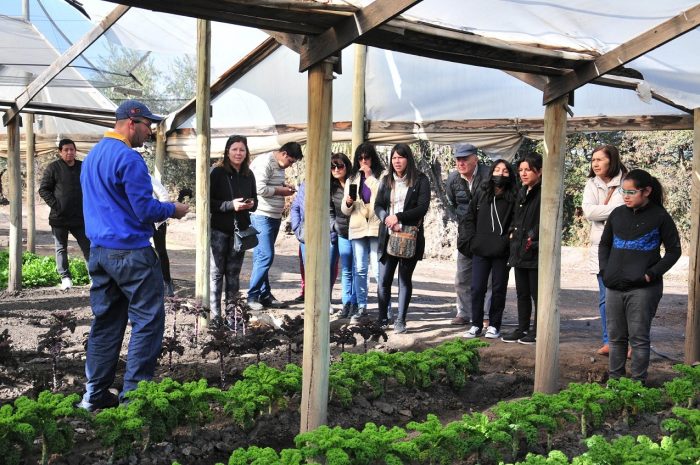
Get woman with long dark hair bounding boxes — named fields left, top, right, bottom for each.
left=342, top=142, right=385, bottom=322
left=209, top=135, right=257, bottom=324
left=599, top=169, right=681, bottom=383
left=582, top=144, right=627, bottom=355
left=502, top=154, right=542, bottom=344
left=459, top=159, right=517, bottom=340
left=330, top=153, right=357, bottom=317
left=374, top=143, right=430, bottom=334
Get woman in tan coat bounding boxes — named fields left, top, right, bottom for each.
left=341, top=143, right=385, bottom=322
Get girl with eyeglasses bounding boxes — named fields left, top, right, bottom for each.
left=598, top=169, right=681, bottom=383
left=374, top=143, right=430, bottom=334
left=341, top=143, right=386, bottom=323
left=582, top=144, right=628, bottom=356
left=209, top=135, right=257, bottom=326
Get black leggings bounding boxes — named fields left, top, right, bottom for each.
left=514, top=267, right=538, bottom=333
left=378, top=255, right=418, bottom=323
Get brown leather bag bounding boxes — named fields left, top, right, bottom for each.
left=386, top=225, right=419, bottom=259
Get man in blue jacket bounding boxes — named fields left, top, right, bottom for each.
left=78, top=100, right=189, bottom=411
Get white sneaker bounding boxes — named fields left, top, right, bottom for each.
left=463, top=325, right=482, bottom=339
left=60, top=277, right=73, bottom=290
left=484, top=326, right=500, bottom=339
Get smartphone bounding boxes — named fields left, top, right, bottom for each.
left=349, top=184, right=358, bottom=200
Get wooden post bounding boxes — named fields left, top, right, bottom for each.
left=351, top=44, right=367, bottom=154
left=195, top=19, right=211, bottom=322
left=300, top=60, right=334, bottom=433
left=154, top=122, right=166, bottom=183
left=686, top=108, right=700, bottom=364
left=6, top=114, right=23, bottom=292
left=25, top=113, right=36, bottom=253
left=534, top=94, right=568, bottom=393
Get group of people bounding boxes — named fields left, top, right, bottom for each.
left=42, top=98, right=680, bottom=410
left=214, top=140, right=431, bottom=335
left=449, top=143, right=680, bottom=383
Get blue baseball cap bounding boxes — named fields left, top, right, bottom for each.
left=115, top=99, right=163, bottom=122
left=453, top=143, right=478, bottom=158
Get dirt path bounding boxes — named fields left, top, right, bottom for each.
left=0, top=202, right=690, bottom=401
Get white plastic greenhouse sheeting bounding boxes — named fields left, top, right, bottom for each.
left=0, top=15, right=115, bottom=157
left=401, top=0, right=700, bottom=109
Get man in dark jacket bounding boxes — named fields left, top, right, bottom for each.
left=445, top=143, right=491, bottom=325
left=38, top=138, right=91, bottom=290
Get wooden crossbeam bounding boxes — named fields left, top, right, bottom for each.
left=298, top=0, right=422, bottom=72
left=170, top=37, right=281, bottom=130
left=543, top=3, right=700, bottom=105
left=506, top=72, right=692, bottom=114
left=3, top=5, right=129, bottom=126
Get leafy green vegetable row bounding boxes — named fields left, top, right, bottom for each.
left=0, top=250, right=89, bottom=289
left=0, top=339, right=486, bottom=463
left=222, top=365, right=700, bottom=465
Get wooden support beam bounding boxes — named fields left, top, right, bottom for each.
left=543, top=3, right=700, bottom=104
left=171, top=38, right=281, bottom=130
left=25, top=114, right=36, bottom=253
left=265, top=31, right=305, bottom=54
left=534, top=94, right=568, bottom=393
left=686, top=107, right=700, bottom=365
left=195, top=19, right=212, bottom=321
left=351, top=44, right=367, bottom=153
left=298, top=0, right=421, bottom=72
left=154, top=123, right=166, bottom=183
left=6, top=114, right=22, bottom=291
left=3, top=5, right=129, bottom=126
left=300, top=60, right=334, bottom=434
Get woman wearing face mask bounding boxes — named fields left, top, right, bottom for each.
left=599, top=169, right=680, bottom=383
left=374, top=143, right=430, bottom=334
left=459, top=159, right=517, bottom=340
left=582, top=145, right=627, bottom=356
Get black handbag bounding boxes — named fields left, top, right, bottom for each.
left=234, top=218, right=258, bottom=252
left=226, top=177, right=258, bottom=252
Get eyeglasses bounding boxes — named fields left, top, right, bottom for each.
left=130, top=118, right=152, bottom=132
left=358, top=154, right=372, bottom=161
left=618, top=187, right=643, bottom=196
left=331, top=163, right=345, bottom=170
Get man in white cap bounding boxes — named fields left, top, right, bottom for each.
left=78, top=100, right=189, bottom=411
left=445, top=143, right=491, bottom=326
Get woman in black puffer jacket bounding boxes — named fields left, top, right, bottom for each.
left=501, top=154, right=542, bottom=345
left=458, top=159, right=517, bottom=340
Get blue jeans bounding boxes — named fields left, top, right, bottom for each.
left=597, top=274, right=609, bottom=344
left=351, top=236, right=379, bottom=307
left=299, top=241, right=340, bottom=290
left=82, top=246, right=165, bottom=407
left=247, top=214, right=281, bottom=302
left=338, top=237, right=356, bottom=305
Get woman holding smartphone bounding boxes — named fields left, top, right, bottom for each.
left=341, top=143, right=385, bottom=323
left=209, top=135, right=258, bottom=325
